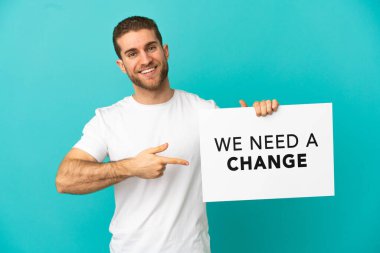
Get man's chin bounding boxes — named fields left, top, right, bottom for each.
left=128, top=67, right=168, bottom=91
left=134, top=81, right=164, bottom=91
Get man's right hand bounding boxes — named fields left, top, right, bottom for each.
left=56, top=143, right=188, bottom=194
left=116, top=143, right=189, bottom=179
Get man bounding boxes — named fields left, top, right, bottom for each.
left=56, top=16, right=279, bottom=253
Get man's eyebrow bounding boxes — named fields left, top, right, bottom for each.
left=145, top=41, right=158, bottom=47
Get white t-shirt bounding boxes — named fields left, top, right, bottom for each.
left=74, top=89, right=217, bottom=253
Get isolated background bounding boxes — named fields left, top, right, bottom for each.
left=1, top=0, right=379, bottom=252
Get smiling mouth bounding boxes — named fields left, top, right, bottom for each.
left=139, top=66, right=157, bottom=75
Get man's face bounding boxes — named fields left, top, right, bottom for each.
left=116, top=29, right=169, bottom=91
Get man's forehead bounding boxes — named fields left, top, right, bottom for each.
left=117, top=29, right=159, bottom=50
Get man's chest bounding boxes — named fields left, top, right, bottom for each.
left=105, top=109, right=200, bottom=162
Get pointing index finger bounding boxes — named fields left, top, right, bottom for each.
left=160, top=156, right=189, bottom=166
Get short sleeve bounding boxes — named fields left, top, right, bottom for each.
left=202, top=99, right=219, bottom=110
left=73, top=109, right=108, bottom=162
left=209, top=100, right=219, bottom=109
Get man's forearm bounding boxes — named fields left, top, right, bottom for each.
left=56, top=159, right=129, bottom=194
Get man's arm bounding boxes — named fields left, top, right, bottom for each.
left=55, top=143, right=188, bottom=194
left=55, top=148, right=126, bottom=194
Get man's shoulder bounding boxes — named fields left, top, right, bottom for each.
left=175, top=89, right=218, bottom=109
left=92, top=96, right=131, bottom=118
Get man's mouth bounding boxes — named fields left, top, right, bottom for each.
left=139, top=66, right=157, bottom=75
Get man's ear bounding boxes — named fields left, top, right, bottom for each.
left=116, top=59, right=127, bottom=74
left=163, top=44, right=169, bottom=60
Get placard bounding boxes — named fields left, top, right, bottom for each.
left=199, top=103, right=334, bottom=202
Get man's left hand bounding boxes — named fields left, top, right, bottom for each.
left=239, top=99, right=279, bottom=116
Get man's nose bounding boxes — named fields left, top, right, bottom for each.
left=140, top=52, right=153, bottom=65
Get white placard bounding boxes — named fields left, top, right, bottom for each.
left=199, top=103, right=334, bottom=202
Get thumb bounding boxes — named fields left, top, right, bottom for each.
left=143, top=143, right=169, bottom=154
left=239, top=99, right=248, bottom=107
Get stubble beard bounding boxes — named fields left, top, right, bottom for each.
left=126, top=60, right=169, bottom=91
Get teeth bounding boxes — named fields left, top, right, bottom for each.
left=140, top=67, right=155, bottom=74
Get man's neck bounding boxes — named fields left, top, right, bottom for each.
left=132, top=82, right=174, bottom=105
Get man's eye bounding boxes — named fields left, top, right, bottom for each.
left=127, top=52, right=137, bottom=58
left=148, top=46, right=156, bottom=52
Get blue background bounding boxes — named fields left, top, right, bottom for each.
left=1, top=0, right=379, bottom=252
